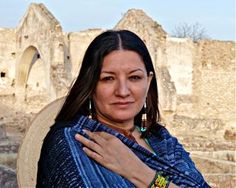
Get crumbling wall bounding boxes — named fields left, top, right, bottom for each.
left=68, top=29, right=103, bottom=79
left=194, top=40, right=235, bottom=121
left=0, top=28, right=16, bottom=95
left=15, top=3, right=70, bottom=101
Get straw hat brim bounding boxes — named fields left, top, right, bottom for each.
left=17, top=97, right=65, bottom=188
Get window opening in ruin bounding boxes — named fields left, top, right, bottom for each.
left=11, top=52, right=16, bottom=57
left=0, top=72, right=6, bottom=78
left=37, top=54, right=40, bottom=59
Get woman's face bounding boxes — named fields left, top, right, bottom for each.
left=93, top=50, right=152, bottom=127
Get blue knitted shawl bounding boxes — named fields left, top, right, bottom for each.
left=37, top=115, right=210, bottom=188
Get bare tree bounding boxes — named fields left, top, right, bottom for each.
left=171, top=22, right=210, bottom=41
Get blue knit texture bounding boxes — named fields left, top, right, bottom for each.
left=37, top=115, right=210, bottom=188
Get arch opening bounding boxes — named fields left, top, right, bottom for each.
left=16, top=46, right=47, bottom=101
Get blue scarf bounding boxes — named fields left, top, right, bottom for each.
left=37, top=115, right=210, bottom=188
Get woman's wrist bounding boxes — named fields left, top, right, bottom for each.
left=148, top=172, right=159, bottom=188
left=148, top=171, right=170, bottom=188
left=128, top=166, right=156, bottom=188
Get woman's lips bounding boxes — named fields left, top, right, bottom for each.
left=112, top=101, right=134, bottom=108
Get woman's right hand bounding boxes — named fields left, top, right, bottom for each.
left=75, top=130, right=155, bottom=187
left=75, top=130, right=180, bottom=188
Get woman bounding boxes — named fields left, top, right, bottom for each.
left=37, top=30, right=210, bottom=187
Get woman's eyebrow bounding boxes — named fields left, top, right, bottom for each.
left=129, top=68, right=145, bottom=74
left=100, top=71, right=115, bottom=74
left=101, top=68, right=145, bottom=74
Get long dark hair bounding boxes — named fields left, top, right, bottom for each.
left=55, top=30, right=160, bottom=135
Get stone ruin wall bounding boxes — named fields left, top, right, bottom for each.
left=195, top=40, right=235, bottom=121
left=165, top=39, right=235, bottom=187
left=9, top=3, right=76, bottom=105
left=67, top=29, right=104, bottom=79
left=0, top=4, right=235, bottom=188
left=0, top=29, right=16, bottom=95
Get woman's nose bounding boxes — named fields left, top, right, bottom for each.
left=115, top=80, right=130, bottom=97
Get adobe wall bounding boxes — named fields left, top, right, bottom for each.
left=194, top=40, right=235, bottom=121
left=0, top=28, right=16, bottom=95
left=165, top=37, right=194, bottom=117
left=166, top=38, right=194, bottom=96
left=67, top=29, right=103, bottom=78
left=13, top=3, right=72, bottom=102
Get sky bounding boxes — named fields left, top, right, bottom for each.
left=0, top=0, right=235, bottom=41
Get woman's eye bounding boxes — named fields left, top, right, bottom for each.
left=101, top=76, right=114, bottom=81
left=129, top=75, right=141, bottom=80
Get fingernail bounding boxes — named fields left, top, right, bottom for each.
left=75, top=134, right=81, bottom=139
left=83, top=129, right=89, bottom=134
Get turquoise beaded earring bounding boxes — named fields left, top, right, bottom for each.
left=141, top=101, right=147, bottom=132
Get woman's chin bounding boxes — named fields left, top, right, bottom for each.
left=109, top=115, right=134, bottom=125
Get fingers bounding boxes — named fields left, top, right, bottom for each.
left=75, top=132, right=103, bottom=154
left=82, top=146, right=103, bottom=161
left=84, top=130, right=108, bottom=145
left=75, top=130, right=113, bottom=164
left=75, top=130, right=137, bottom=176
left=75, top=135, right=104, bottom=162
left=75, top=130, right=113, bottom=154
left=75, top=130, right=119, bottom=157
left=75, top=132, right=95, bottom=147
left=84, top=130, right=112, bottom=138
left=77, top=130, right=117, bottom=144
left=95, top=131, right=117, bottom=140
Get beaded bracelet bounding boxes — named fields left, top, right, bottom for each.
left=148, top=172, right=169, bottom=188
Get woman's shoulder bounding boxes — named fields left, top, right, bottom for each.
left=150, top=124, right=209, bottom=185
left=43, top=120, right=81, bottom=148
left=37, top=121, right=86, bottom=187
left=150, top=123, right=191, bottom=162
left=42, top=114, right=102, bottom=150
left=39, top=122, right=73, bottom=159
left=150, top=123, right=175, bottom=140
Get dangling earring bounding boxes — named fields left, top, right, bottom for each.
left=141, top=101, right=147, bottom=132
left=88, top=99, right=92, bottom=119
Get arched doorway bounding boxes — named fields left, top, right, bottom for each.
left=15, top=46, right=47, bottom=101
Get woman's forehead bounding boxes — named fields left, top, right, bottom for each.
left=102, top=50, right=145, bottom=69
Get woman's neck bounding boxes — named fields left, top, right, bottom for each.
left=95, top=114, right=134, bottom=131
left=95, top=115, right=136, bottom=141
